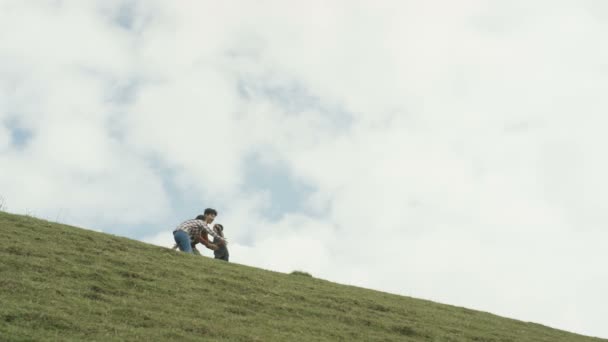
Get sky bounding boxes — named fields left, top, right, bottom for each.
left=1, top=0, right=607, bottom=338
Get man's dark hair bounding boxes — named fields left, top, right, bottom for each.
left=195, top=214, right=205, bottom=220
left=204, top=208, right=218, bottom=216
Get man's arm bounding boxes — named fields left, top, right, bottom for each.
left=200, top=237, right=219, bottom=251
left=202, top=241, right=219, bottom=251
left=200, top=222, right=226, bottom=243
left=195, top=232, right=219, bottom=250
left=212, top=236, right=226, bottom=247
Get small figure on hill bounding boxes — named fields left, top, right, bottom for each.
left=172, top=208, right=226, bottom=254
left=212, top=224, right=229, bottom=262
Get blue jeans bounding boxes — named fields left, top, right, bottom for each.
left=173, top=230, right=193, bottom=253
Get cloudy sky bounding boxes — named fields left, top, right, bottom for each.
left=1, top=0, right=607, bottom=337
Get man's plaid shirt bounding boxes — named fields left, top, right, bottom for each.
left=174, top=219, right=222, bottom=242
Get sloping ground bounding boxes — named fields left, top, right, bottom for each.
left=0, top=212, right=603, bottom=341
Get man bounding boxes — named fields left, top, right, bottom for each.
left=212, top=224, right=229, bottom=262
left=172, top=208, right=226, bottom=254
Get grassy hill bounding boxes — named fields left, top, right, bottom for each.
left=0, top=211, right=603, bottom=342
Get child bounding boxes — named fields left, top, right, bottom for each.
left=212, top=224, right=229, bottom=262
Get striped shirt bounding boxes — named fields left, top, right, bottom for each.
left=174, top=219, right=223, bottom=242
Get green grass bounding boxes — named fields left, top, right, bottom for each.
left=0, top=211, right=604, bottom=342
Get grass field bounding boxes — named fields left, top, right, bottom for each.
left=0, top=211, right=604, bottom=341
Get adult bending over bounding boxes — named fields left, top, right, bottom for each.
left=172, top=208, right=226, bottom=254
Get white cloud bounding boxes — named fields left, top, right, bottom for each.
left=142, top=229, right=174, bottom=249
left=1, top=0, right=607, bottom=338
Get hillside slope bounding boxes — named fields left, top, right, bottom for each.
left=0, top=212, right=603, bottom=341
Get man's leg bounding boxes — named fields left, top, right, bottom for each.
left=173, top=230, right=193, bottom=253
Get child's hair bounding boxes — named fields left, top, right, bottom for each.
left=214, top=224, right=224, bottom=237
